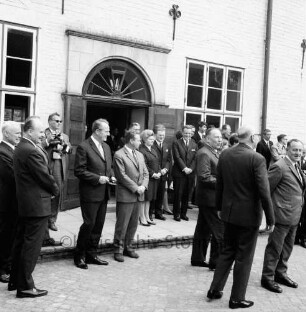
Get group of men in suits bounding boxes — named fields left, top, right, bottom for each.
left=205, top=126, right=305, bottom=309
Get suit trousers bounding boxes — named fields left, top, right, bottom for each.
left=262, top=223, right=297, bottom=281
left=113, top=202, right=140, bottom=254
left=173, top=175, right=194, bottom=218
left=75, top=200, right=107, bottom=258
left=191, top=206, right=224, bottom=267
left=10, top=216, right=48, bottom=291
left=152, top=179, right=166, bottom=217
left=0, top=211, right=18, bottom=274
left=296, top=205, right=306, bottom=242
left=210, top=222, right=259, bottom=301
left=49, top=159, right=63, bottom=224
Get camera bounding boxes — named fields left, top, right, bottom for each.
left=49, top=133, right=72, bottom=159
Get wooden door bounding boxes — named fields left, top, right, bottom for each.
left=62, top=95, right=86, bottom=210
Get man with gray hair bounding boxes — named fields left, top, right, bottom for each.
left=0, top=121, right=21, bottom=283
left=207, top=126, right=274, bottom=309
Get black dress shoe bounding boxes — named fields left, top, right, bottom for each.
left=207, top=289, right=223, bottom=299
left=174, top=216, right=181, bottom=222
left=42, top=238, right=62, bottom=247
left=123, top=250, right=139, bottom=258
left=8, top=282, right=17, bottom=291
left=208, top=264, right=216, bottom=271
left=17, top=288, right=48, bottom=298
left=0, top=274, right=10, bottom=283
left=191, top=260, right=209, bottom=267
left=180, top=215, right=189, bottom=221
left=74, top=257, right=88, bottom=269
left=229, top=299, right=254, bottom=309
left=274, top=275, right=298, bottom=288
left=155, top=215, right=166, bottom=221
left=114, top=253, right=124, bottom=262
left=86, top=256, right=109, bottom=265
left=261, top=279, right=282, bottom=293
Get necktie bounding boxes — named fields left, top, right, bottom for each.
left=132, top=150, right=139, bottom=167
left=185, top=139, right=189, bottom=147
left=98, top=143, right=105, bottom=159
left=159, top=142, right=162, bottom=149
left=295, top=163, right=302, bottom=183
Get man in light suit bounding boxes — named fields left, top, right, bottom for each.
left=207, top=126, right=274, bottom=310
left=0, top=121, right=21, bottom=283
left=74, top=119, right=116, bottom=269
left=113, top=130, right=149, bottom=262
left=256, top=128, right=273, bottom=169
left=172, top=125, right=198, bottom=221
left=191, top=128, right=223, bottom=270
left=261, top=139, right=305, bottom=293
left=151, top=124, right=172, bottom=220
left=9, top=116, right=59, bottom=298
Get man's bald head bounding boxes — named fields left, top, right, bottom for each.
left=237, top=126, right=258, bottom=148
left=1, top=121, right=21, bottom=146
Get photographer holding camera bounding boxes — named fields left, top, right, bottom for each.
left=42, top=113, right=71, bottom=245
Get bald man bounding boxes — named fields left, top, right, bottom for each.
left=0, top=122, right=21, bottom=283
left=207, top=126, right=275, bottom=309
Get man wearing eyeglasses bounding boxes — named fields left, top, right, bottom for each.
left=42, top=112, right=71, bottom=246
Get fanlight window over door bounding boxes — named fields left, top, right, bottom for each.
left=85, top=60, right=150, bottom=102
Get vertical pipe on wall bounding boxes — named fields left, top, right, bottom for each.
left=261, top=0, right=273, bottom=134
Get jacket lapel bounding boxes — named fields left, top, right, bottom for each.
left=89, top=138, right=105, bottom=161
left=124, top=147, right=138, bottom=169
left=285, top=157, right=304, bottom=188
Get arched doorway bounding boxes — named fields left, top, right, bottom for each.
left=62, top=58, right=153, bottom=209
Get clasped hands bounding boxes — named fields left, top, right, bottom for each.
left=182, top=167, right=192, bottom=175
left=99, top=176, right=117, bottom=184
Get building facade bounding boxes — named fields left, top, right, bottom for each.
left=0, top=0, right=305, bottom=208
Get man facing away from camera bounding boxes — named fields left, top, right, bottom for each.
left=207, top=126, right=274, bottom=310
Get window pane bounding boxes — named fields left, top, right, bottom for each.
left=187, top=86, right=203, bottom=108
left=7, top=29, right=33, bottom=59
left=4, top=94, right=29, bottom=122
left=6, top=58, right=32, bottom=87
left=226, top=91, right=240, bottom=111
left=208, top=67, right=223, bottom=88
left=227, top=70, right=241, bottom=91
left=225, top=116, right=240, bottom=133
left=205, top=115, right=221, bottom=128
left=207, top=88, right=222, bottom=110
left=185, top=113, right=201, bottom=129
left=188, top=63, right=204, bottom=85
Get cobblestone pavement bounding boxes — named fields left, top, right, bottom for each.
left=0, top=236, right=305, bottom=312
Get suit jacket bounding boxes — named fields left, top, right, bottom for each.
left=216, top=143, right=275, bottom=227
left=268, top=157, right=305, bottom=225
left=113, top=146, right=149, bottom=203
left=152, top=140, right=172, bottom=176
left=74, top=137, right=113, bottom=202
left=256, top=139, right=273, bottom=169
left=0, top=141, right=17, bottom=213
left=192, top=132, right=202, bottom=145
left=42, top=128, right=71, bottom=181
left=196, top=143, right=219, bottom=208
left=139, top=144, right=160, bottom=179
left=270, top=142, right=286, bottom=164
left=13, top=138, right=59, bottom=217
left=172, top=138, right=198, bottom=178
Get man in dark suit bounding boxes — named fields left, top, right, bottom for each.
left=113, top=130, right=149, bottom=262
left=261, top=139, right=305, bottom=293
left=256, top=128, right=273, bottom=169
left=192, top=121, right=207, bottom=146
left=74, top=118, right=115, bottom=269
left=207, top=126, right=274, bottom=309
left=0, top=121, right=21, bottom=284
left=151, top=124, right=172, bottom=220
left=172, top=125, right=198, bottom=221
left=9, top=116, right=59, bottom=298
left=191, top=128, right=223, bottom=270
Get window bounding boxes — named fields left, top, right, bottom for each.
left=0, top=24, right=37, bottom=127
left=184, top=60, right=243, bottom=132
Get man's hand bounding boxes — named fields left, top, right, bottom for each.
left=136, top=185, right=146, bottom=195
left=217, top=211, right=222, bottom=219
left=99, top=176, right=110, bottom=184
left=160, top=168, right=168, bottom=176
left=266, top=224, right=274, bottom=233
left=152, top=173, right=161, bottom=179
left=183, top=167, right=192, bottom=175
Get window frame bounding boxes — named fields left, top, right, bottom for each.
left=2, top=24, right=37, bottom=92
